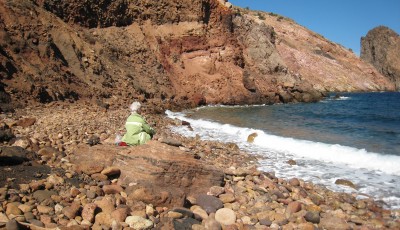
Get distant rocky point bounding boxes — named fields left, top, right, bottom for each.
left=361, top=26, right=400, bottom=90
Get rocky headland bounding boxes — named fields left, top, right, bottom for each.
left=1, top=0, right=399, bottom=229
left=361, top=26, right=400, bottom=90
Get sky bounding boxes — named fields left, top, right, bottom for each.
left=229, top=0, right=400, bottom=56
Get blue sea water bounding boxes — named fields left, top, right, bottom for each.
left=167, top=92, right=400, bottom=209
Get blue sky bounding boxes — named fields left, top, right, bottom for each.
left=229, top=0, right=400, bottom=56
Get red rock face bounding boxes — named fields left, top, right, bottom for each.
left=0, top=0, right=395, bottom=112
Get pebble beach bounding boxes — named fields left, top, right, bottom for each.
left=0, top=101, right=399, bottom=229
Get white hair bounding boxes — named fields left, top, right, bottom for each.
left=129, top=101, right=141, bottom=113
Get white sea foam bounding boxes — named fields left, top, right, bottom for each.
left=167, top=110, right=400, bottom=175
left=166, top=110, right=400, bottom=209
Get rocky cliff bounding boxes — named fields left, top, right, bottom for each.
left=361, top=26, right=400, bottom=90
left=0, top=0, right=395, bottom=112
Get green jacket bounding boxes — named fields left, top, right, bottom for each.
left=121, top=113, right=155, bottom=145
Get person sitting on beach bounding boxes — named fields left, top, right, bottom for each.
left=119, top=101, right=155, bottom=146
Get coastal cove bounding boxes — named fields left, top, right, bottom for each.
left=1, top=0, right=399, bottom=228
left=167, top=92, right=400, bottom=209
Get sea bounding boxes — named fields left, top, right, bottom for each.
left=166, top=92, right=400, bottom=209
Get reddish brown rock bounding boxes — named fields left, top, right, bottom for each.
left=116, top=141, right=224, bottom=207
left=111, top=208, right=129, bottom=223
left=62, top=202, right=81, bottom=219
left=16, top=118, right=36, bottom=128
left=103, top=184, right=123, bottom=195
left=320, top=215, right=350, bottom=230
left=82, top=203, right=98, bottom=223
left=101, top=167, right=121, bottom=177
left=94, top=196, right=115, bottom=214
left=91, top=173, right=108, bottom=181
left=286, top=201, right=302, bottom=214
left=288, top=178, right=300, bottom=187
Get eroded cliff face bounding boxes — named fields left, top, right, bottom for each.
left=361, top=26, right=400, bottom=90
left=256, top=12, right=394, bottom=93
left=0, top=0, right=395, bottom=112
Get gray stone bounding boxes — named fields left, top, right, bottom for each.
left=33, top=190, right=57, bottom=202
left=5, top=219, right=20, bottom=230
left=196, top=194, right=224, bottom=214
left=24, top=212, right=35, bottom=221
left=259, top=218, right=272, bottom=226
left=28, top=219, right=45, bottom=228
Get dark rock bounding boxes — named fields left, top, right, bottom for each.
left=0, top=122, right=14, bottom=142
left=173, top=217, right=200, bottom=230
left=181, top=120, right=191, bottom=126
left=0, top=146, right=31, bottom=166
left=96, top=99, right=110, bottom=110
left=6, top=219, right=29, bottom=230
left=196, top=194, right=224, bottom=214
left=304, top=211, right=320, bottom=224
left=27, top=219, right=45, bottom=228
left=87, top=135, right=100, bottom=146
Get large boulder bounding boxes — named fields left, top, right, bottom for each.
left=117, top=141, right=224, bottom=207
left=0, top=146, right=32, bottom=165
left=69, top=141, right=224, bottom=207
left=361, top=26, right=400, bottom=90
